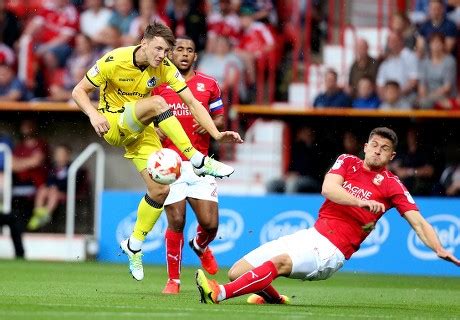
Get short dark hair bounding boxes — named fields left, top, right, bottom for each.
left=144, top=22, right=175, bottom=47
left=384, top=80, right=400, bottom=89
left=369, top=127, right=398, bottom=149
left=175, top=35, right=196, bottom=51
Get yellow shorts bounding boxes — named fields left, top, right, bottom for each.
left=100, top=102, right=162, bottom=172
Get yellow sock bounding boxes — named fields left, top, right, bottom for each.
left=132, top=194, right=164, bottom=241
left=158, top=116, right=196, bottom=159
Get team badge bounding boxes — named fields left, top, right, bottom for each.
left=197, top=83, right=205, bottom=92
left=147, top=76, right=157, bottom=88
left=373, top=174, right=384, bottom=186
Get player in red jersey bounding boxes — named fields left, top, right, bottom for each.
left=196, top=127, right=460, bottom=304
left=153, top=36, right=224, bottom=294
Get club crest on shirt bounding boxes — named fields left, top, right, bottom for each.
left=373, top=174, right=384, bottom=186
left=147, top=76, right=157, bottom=88
left=197, top=83, right=205, bottom=92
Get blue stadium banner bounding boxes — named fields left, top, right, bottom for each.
left=98, top=192, right=460, bottom=276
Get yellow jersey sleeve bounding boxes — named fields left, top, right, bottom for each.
left=86, top=51, right=116, bottom=88
left=160, top=57, right=187, bottom=93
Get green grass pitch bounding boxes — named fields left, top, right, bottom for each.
left=0, top=259, right=459, bottom=319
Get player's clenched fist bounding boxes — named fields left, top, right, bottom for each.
left=358, top=199, right=385, bottom=214
left=89, top=112, right=110, bottom=137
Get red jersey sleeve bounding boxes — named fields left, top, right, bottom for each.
left=209, top=78, right=224, bottom=115
left=387, top=176, right=419, bottom=215
left=327, top=154, right=355, bottom=177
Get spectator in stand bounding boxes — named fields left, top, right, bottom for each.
left=267, top=126, right=321, bottom=194
left=416, top=0, right=457, bottom=56
left=447, top=0, right=460, bottom=26
left=79, top=0, right=112, bottom=42
left=390, top=12, right=417, bottom=51
left=389, top=128, right=436, bottom=195
left=352, top=76, right=380, bottom=109
left=234, top=4, right=275, bottom=95
left=341, top=131, right=362, bottom=157
left=105, top=0, right=138, bottom=46
left=125, top=0, right=170, bottom=45
left=48, top=34, right=98, bottom=102
left=418, top=32, right=457, bottom=109
left=376, top=32, right=419, bottom=105
left=0, top=0, right=21, bottom=49
left=379, top=81, right=412, bottom=110
left=439, top=163, right=460, bottom=196
left=28, top=144, right=72, bottom=230
left=197, top=34, right=247, bottom=103
left=0, top=131, right=12, bottom=187
left=11, top=119, right=49, bottom=232
left=94, top=25, right=123, bottom=55
left=0, top=63, right=29, bottom=102
left=313, top=69, right=351, bottom=108
left=207, top=0, right=241, bottom=48
left=168, top=0, right=208, bottom=52
left=18, top=0, right=79, bottom=91
left=348, top=38, right=379, bottom=97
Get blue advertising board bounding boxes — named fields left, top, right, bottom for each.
left=98, top=192, right=460, bottom=276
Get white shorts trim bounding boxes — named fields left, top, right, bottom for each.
left=164, top=161, right=218, bottom=205
left=243, top=228, right=345, bottom=281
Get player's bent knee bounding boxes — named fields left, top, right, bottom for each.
left=167, top=213, right=185, bottom=230
left=270, top=254, right=293, bottom=276
left=149, top=95, right=168, bottom=112
left=146, top=183, right=169, bottom=203
left=228, top=259, right=253, bottom=281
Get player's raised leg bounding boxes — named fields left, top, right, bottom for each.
left=121, top=170, right=169, bottom=280
left=133, top=96, right=234, bottom=178
left=188, top=197, right=219, bottom=274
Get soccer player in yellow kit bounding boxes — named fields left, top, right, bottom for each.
left=72, top=22, right=243, bottom=281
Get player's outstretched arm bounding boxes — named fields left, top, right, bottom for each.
left=178, top=88, right=243, bottom=144
left=72, top=77, right=110, bottom=137
left=321, top=173, right=385, bottom=213
left=404, top=210, right=460, bottom=266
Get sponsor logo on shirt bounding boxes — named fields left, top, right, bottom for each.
left=408, top=214, right=460, bottom=260
left=105, top=55, right=114, bottom=62
left=187, top=209, right=244, bottom=254
left=88, top=65, right=99, bottom=78
left=119, top=78, right=134, bottom=82
left=117, top=88, right=149, bottom=98
left=116, top=211, right=168, bottom=252
left=260, top=210, right=316, bottom=244
left=342, top=181, right=372, bottom=200
left=169, top=102, right=191, bottom=116
left=353, top=216, right=390, bottom=258
left=331, top=159, right=344, bottom=170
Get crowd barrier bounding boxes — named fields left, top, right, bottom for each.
left=98, top=192, right=460, bottom=277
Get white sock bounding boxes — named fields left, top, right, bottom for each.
left=190, top=151, right=205, bottom=167
left=128, top=236, right=143, bottom=252
left=217, top=285, right=226, bottom=301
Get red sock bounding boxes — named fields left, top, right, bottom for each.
left=223, top=261, right=278, bottom=300
left=195, top=225, right=217, bottom=249
left=258, top=285, right=282, bottom=303
left=165, top=229, right=184, bottom=280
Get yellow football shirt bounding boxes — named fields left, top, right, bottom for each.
left=86, top=46, right=187, bottom=113
left=85, top=46, right=188, bottom=167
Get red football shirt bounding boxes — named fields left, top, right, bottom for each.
left=314, top=154, right=418, bottom=259
left=153, top=71, right=224, bottom=160
left=35, top=3, right=79, bottom=44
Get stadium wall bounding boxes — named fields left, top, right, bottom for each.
left=98, top=192, right=460, bottom=277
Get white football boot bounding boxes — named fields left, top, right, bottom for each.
left=193, top=156, right=234, bottom=178
left=120, top=239, right=144, bottom=281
